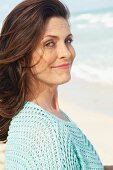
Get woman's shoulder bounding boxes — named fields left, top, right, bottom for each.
left=6, top=102, right=61, bottom=147
left=5, top=103, right=64, bottom=170
left=8, top=101, right=59, bottom=135
left=12, top=101, right=55, bottom=124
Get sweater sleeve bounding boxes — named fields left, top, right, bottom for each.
left=5, top=115, right=73, bottom=170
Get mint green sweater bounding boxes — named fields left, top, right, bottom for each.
left=5, top=101, right=104, bottom=169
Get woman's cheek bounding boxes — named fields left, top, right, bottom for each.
left=43, top=50, right=57, bottom=64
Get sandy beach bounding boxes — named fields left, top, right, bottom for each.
left=0, top=0, right=113, bottom=169
left=0, top=115, right=112, bottom=166
left=60, top=102, right=113, bottom=165
left=59, top=75, right=113, bottom=165
left=0, top=76, right=113, bottom=168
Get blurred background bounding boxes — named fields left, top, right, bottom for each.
left=0, top=0, right=113, bottom=165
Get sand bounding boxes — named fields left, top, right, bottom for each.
left=1, top=106, right=112, bottom=167
left=60, top=102, right=113, bottom=165
left=59, top=75, right=113, bottom=165
left=0, top=76, right=113, bottom=167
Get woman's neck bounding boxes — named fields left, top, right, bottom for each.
left=26, top=81, right=60, bottom=113
left=34, top=87, right=59, bottom=112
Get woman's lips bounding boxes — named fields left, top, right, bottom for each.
left=52, top=63, right=70, bottom=69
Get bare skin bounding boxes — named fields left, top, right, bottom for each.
left=26, top=17, right=75, bottom=121
left=0, top=16, right=75, bottom=168
left=0, top=16, right=113, bottom=170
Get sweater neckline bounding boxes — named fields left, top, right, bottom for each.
left=25, top=101, right=74, bottom=125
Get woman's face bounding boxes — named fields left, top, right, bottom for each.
left=31, top=17, right=75, bottom=86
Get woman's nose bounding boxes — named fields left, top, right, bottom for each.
left=57, top=44, right=72, bottom=60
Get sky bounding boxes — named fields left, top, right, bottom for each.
left=0, top=0, right=113, bottom=23
left=62, top=0, right=113, bottom=13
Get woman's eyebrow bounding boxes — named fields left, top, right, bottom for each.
left=43, top=33, right=73, bottom=39
left=66, top=34, right=73, bottom=38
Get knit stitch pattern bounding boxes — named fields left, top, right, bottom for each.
left=5, top=101, right=104, bottom=170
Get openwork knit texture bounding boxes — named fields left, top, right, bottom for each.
left=5, top=101, right=104, bottom=170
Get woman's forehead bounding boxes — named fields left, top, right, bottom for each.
left=43, top=17, right=71, bottom=38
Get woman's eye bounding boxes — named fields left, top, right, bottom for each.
left=45, top=41, right=55, bottom=48
left=65, top=38, right=73, bottom=44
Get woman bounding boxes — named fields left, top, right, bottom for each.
left=0, top=0, right=104, bottom=169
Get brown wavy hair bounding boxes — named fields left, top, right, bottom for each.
left=0, top=0, right=69, bottom=141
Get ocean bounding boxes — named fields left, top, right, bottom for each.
left=1, top=6, right=113, bottom=86
left=0, top=3, right=113, bottom=164
left=70, top=8, right=113, bottom=85
left=0, top=4, right=113, bottom=115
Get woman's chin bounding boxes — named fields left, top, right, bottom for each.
left=58, top=75, right=71, bottom=85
